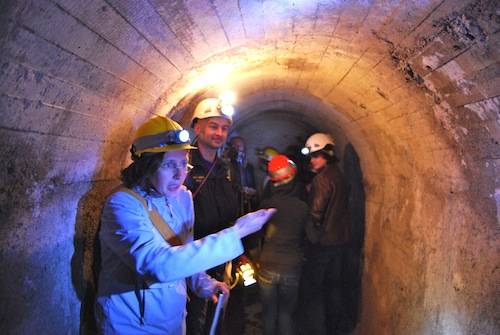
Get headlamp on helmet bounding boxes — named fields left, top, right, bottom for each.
left=302, top=133, right=335, bottom=157
left=132, top=129, right=191, bottom=156
left=221, top=104, right=234, bottom=117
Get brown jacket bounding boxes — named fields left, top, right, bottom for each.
left=306, top=163, right=350, bottom=246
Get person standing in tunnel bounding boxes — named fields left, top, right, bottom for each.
left=226, top=135, right=260, bottom=256
left=257, top=154, right=309, bottom=335
left=227, top=135, right=257, bottom=214
left=300, top=133, right=351, bottom=335
left=95, top=115, right=275, bottom=334
left=184, top=98, right=241, bottom=335
left=256, top=146, right=280, bottom=200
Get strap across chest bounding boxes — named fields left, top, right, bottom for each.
left=118, top=186, right=184, bottom=246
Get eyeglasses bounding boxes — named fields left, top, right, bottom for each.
left=159, top=160, right=193, bottom=171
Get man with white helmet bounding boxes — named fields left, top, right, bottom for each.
left=185, top=97, right=240, bottom=335
left=300, top=132, right=351, bottom=335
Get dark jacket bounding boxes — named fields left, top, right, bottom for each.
left=306, top=163, right=350, bottom=246
left=185, top=149, right=240, bottom=239
left=259, top=180, right=309, bottom=273
left=229, top=160, right=256, bottom=190
left=229, top=160, right=258, bottom=215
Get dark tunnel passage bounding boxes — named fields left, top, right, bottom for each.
left=0, top=0, right=499, bottom=334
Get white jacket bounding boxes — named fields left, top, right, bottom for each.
left=95, top=186, right=243, bottom=334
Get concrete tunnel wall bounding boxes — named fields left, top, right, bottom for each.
left=0, top=0, right=498, bottom=334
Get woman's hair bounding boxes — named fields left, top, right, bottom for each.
left=311, top=150, right=339, bottom=164
left=121, top=152, right=165, bottom=192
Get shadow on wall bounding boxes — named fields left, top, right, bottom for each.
left=343, top=143, right=366, bottom=331
left=71, top=181, right=117, bottom=334
left=70, top=126, right=128, bottom=334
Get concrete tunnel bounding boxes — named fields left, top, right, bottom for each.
left=0, top=0, right=499, bottom=334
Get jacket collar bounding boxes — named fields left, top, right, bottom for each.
left=190, top=149, right=223, bottom=171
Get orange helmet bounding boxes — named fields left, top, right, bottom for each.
left=268, top=155, right=297, bottom=184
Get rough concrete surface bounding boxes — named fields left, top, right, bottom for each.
left=0, top=0, right=498, bottom=334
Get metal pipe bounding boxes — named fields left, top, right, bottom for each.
left=209, top=293, right=225, bottom=335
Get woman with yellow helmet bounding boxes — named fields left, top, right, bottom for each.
left=94, top=115, right=275, bottom=334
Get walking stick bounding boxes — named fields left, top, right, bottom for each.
left=209, top=293, right=225, bottom=335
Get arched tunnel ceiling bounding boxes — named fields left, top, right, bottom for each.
left=0, top=1, right=499, bottom=334
left=119, top=0, right=499, bottom=193
left=2, top=0, right=497, bottom=179
left=0, top=0, right=497, bottom=264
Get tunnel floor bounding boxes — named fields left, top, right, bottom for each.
left=221, top=285, right=263, bottom=335
left=220, top=284, right=355, bottom=335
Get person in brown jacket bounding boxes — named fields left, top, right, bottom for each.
left=300, top=133, right=351, bottom=335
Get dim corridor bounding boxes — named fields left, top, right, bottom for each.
left=0, top=0, right=498, bottom=334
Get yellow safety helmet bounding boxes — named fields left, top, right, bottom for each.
left=191, top=98, right=234, bottom=128
left=132, top=116, right=196, bottom=157
left=256, top=146, right=280, bottom=162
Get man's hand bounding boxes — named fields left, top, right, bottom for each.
left=242, top=186, right=257, bottom=196
left=211, top=281, right=230, bottom=304
left=233, top=208, right=277, bottom=239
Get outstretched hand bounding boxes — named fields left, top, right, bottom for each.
left=233, top=208, right=277, bottom=239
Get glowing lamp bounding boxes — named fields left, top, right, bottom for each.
left=178, top=129, right=190, bottom=143
left=219, top=91, right=236, bottom=105
left=221, top=104, right=234, bottom=117
left=238, top=262, right=256, bottom=287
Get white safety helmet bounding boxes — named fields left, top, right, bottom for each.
left=301, top=133, right=335, bottom=156
left=191, top=97, right=234, bottom=128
